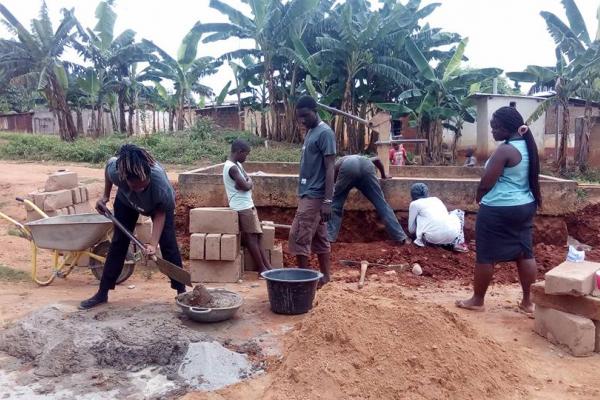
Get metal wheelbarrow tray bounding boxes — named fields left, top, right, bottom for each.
left=176, top=288, right=243, bottom=323
left=25, top=214, right=113, bottom=251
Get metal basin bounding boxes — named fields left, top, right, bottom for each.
left=25, top=214, right=113, bottom=251
left=176, top=288, right=243, bottom=323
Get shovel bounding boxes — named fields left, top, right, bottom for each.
left=101, top=207, right=192, bottom=287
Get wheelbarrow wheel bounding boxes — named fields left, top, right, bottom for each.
left=89, top=241, right=136, bottom=284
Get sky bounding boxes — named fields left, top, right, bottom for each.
left=1, top=0, right=599, bottom=102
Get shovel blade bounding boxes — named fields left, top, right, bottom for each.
left=154, top=257, right=192, bottom=287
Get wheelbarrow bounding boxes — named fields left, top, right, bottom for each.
left=0, top=197, right=138, bottom=286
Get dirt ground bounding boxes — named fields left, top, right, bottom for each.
left=0, top=161, right=599, bottom=399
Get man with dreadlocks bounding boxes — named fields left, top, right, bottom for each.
left=79, top=144, right=185, bottom=309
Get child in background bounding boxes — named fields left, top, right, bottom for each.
left=389, top=143, right=408, bottom=166
left=464, top=148, right=477, bottom=167
left=223, top=139, right=271, bottom=274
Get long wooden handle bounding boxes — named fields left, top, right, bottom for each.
left=101, top=208, right=147, bottom=250
left=358, top=261, right=368, bottom=289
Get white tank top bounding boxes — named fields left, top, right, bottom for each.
left=223, top=160, right=254, bottom=211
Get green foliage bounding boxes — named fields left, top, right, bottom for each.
left=0, top=131, right=299, bottom=165
left=0, top=264, right=29, bottom=282
left=186, top=117, right=215, bottom=141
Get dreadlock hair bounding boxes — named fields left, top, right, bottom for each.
left=492, top=106, right=542, bottom=207
left=116, top=144, right=156, bottom=182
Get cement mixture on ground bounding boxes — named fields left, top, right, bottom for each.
left=0, top=302, right=262, bottom=399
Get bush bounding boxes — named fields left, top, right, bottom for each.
left=0, top=131, right=301, bottom=165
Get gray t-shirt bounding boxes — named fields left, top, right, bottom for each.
left=107, top=157, right=175, bottom=215
left=298, top=121, right=336, bottom=198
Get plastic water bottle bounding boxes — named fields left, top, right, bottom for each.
left=566, top=245, right=585, bottom=263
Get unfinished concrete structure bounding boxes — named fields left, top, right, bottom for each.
left=179, top=162, right=578, bottom=216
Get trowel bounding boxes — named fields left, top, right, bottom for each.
left=101, top=207, right=192, bottom=287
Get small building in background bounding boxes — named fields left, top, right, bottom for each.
left=0, top=111, right=34, bottom=133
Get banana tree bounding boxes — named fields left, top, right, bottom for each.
left=141, top=24, right=218, bottom=131
left=403, top=36, right=502, bottom=163
left=72, top=0, right=155, bottom=135
left=0, top=3, right=78, bottom=140
left=507, top=0, right=600, bottom=172
left=200, top=0, right=319, bottom=140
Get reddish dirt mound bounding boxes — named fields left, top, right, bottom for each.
left=566, top=203, right=600, bottom=247
left=261, top=285, right=528, bottom=400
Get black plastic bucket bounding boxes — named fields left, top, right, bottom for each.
left=261, top=268, right=323, bottom=315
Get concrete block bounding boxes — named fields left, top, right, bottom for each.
left=26, top=209, right=56, bottom=221
left=67, top=206, right=76, bottom=215
left=189, top=233, right=206, bottom=260
left=73, top=202, right=91, bottom=214
left=594, top=320, right=600, bottom=353
left=80, top=186, right=89, bottom=202
left=190, top=253, right=242, bottom=283
left=135, top=221, right=153, bottom=244
left=271, top=243, right=283, bottom=268
left=260, top=221, right=275, bottom=250
left=29, top=191, right=47, bottom=209
left=220, top=234, right=239, bottom=261
left=534, top=305, right=596, bottom=357
left=545, top=261, right=600, bottom=296
left=205, top=234, right=221, bottom=260
left=45, top=171, right=78, bottom=192
left=532, top=282, right=600, bottom=320
left=71, top=188, right=82, bottom=204
left=42, top=189, right=73, bottom=211
left=189, top=207, right=239, bottom=234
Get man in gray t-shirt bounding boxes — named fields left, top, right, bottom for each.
left=288, top=95, right=336, bottom=287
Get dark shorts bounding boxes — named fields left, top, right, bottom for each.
left=476, top=202, right=536, bottom=264
left=237, top=207, right=262, bottom=234
left=288, top=197, right=330, bottom=256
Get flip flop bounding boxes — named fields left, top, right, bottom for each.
left=455, top=299, right=485, bottom=312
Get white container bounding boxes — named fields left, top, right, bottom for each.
left=566, top=245, right=585, bottom=263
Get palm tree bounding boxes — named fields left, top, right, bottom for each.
left=402, top=37, right=502, bottom=163
left=72, top=0, right=156, bottom=135
left=200, top=0, right=319, bottom=140
left=141, top=25, right=219, bottom=131
left=0, top=2, right=78, bottom=140
left=508, top=0, right=600, bottom=172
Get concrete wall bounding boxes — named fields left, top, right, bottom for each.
left=179, top=162, right=578, bottom=216
left=442, top=121, right=477, bottom=151
left=475, top=95, right=546, bottom=161
left=197, top=106, right=242, bottom=130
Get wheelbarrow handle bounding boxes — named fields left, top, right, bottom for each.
left=16, top=197, right=49, bottom=219
left=101, top=207, right=147, bottom=251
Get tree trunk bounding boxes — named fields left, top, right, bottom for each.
left=90, top=105, right=97, bottom=137
left=265, top=56, right=278, bottom=140
left=49, top=75, right=77, bottom=141
left=118, top=89, right=127, bottom=133
left=128, top=105, right=134, bottom=136
left=579, top=102, right=592, bottom=172
left=110, top=108, right=118, bottom=133
left=76, top=108, right=84, bottom=134
left=152, top=107, right=157, bottom=133
left=169, top=109, right=175, bottom=132
left=557, top=101, right=569, bottom=173
left=96, top=103, right=104, bottom=137
left=177, top=94, right=185, bottom=131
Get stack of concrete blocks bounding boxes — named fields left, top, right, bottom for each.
left=242, top=221, right=284, bottom=271
left=188, top=208, right=243, bottom=283
left=533, top=261, right=600, bottom=356
left=26, top=171, right=91, bottom=222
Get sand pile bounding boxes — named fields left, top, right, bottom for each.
left=262, top=285, right=528, bottom=400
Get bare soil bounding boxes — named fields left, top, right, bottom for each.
left=1, top=161, right=600, bottom=399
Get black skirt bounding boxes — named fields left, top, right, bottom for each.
left=475, top=202, right=537, bottom=264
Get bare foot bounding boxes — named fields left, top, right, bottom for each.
left=455, top=298, right=485, bottom=312
left=518, top=301, right=534, bottom=315
left=317, top=276, right=330, bottom=289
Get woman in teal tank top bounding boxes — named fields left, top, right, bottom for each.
left=457, top=106, right=542, bottom=314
